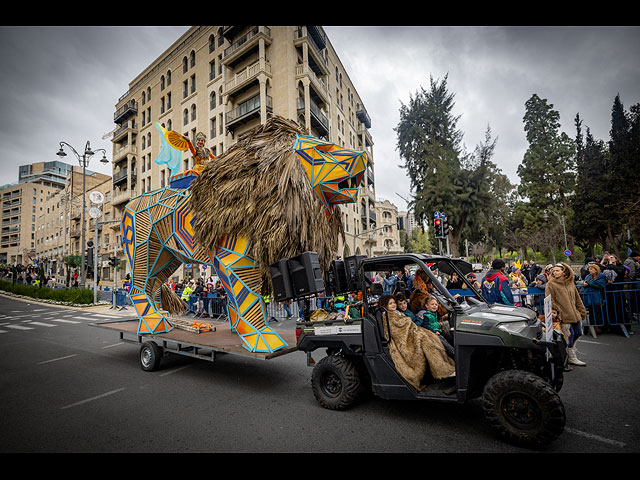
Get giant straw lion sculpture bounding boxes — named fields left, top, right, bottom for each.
left=121, top=116, right=367, bottom=352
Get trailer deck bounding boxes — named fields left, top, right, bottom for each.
left=90, top=319, right=298, bottom=363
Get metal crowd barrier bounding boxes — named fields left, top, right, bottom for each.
left=450, top=281, right=640, bottom=339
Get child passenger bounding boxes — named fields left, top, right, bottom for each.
left=394, top=293, right=416, bottom=322
left=416, top=296, right=455, bottom=359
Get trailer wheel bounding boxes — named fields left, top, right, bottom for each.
left=311, top=355, right=361, bottom=410
left=140, top=341, right=162, bottom=372
left=482, top=369, right=565, bottom=447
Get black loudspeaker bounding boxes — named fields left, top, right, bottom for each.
left=288, top=251, right=325, bottom=297
left=344, top=255, right=367, bottom=291
left=328, top=260, right=348, bottom=295
left=269, top=258, right=295, bottom=301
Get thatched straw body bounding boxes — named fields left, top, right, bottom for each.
left=189, top=116, right=344, bottom=293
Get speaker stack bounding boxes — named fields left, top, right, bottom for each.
left=269, top=252, right=325, bottom=301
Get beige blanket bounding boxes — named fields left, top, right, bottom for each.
left=383, top=310, right=455, bottom=390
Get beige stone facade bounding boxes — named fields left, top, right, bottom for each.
left=34, top=168, right=112, bottom=287
left=1, top=181, right=60, bottom=265
left=372, top=199, right=403, bottom=256
left=109, top=26, right=377, bottom=276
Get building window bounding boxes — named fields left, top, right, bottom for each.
left=183, top=56, right=188, bottom=73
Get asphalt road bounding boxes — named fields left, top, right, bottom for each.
left=1, top=293, right=638, bottom=453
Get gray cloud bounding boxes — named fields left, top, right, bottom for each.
left=325, top=26, right=640, bottom=211
left=1, top=26, right=638, bottom=216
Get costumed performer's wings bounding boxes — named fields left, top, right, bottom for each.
left=153, top=122, right=189, bottom=177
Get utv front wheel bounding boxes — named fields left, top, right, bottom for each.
left=311, top=355, right=361, bottom=410
left=482, top=370, right=565, bottom=447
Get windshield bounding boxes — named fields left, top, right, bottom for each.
left=361, top=255, right=487, bottom=306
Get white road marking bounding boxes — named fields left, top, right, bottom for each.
left=37, top=354, right=78, bottom=364
left=28, top=321, right=58, bottom=328
left=565, top=427, right=626, bottom=448
left=5, top=324, right=33, bottom=330
left=60, top=388, right=126, bottom=410
left=52, top=319, right=81, bottom=324
left=159, top=365, right=192, bottom=377
left=101, top=342, right=124, bottom=349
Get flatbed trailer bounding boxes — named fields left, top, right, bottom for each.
left=90, top=319, right=299, bottom=371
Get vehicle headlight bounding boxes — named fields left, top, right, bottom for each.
left=497, top=321, right=528, bottom=334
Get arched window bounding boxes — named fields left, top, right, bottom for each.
left=210, top=91, right=216, bottom=110
left=191, top=104, right=197, bottom=122
left=183, top=56, right=188, bottom=73
left=160, top=75, right=165, bottom=90
left=167, top=70, right=171, bottom=86
left=183, top=108, right=189, bottom=126
left=190, top=50, right=196, bottom=68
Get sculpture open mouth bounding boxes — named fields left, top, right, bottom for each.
left=293, top=134, right=368, bottom=215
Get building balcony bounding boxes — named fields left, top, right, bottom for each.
left=356, top=103, right=372, bottom=129
left=112, top=120, right=137, bottom=142
left=113, top=168, right=136, bottom=186
left=113, top=144, right=137, bottom=163
left=293, top=26, right=329, bottom=76
left=295, top=62, right=329, bottom=105
left=114, top=99, right=138, bottom=124
left=111, top=189, right=134, bottom=206
left=222, top=26, right=272, bottom=67
left=223, top=58, right=272, bottom=98
left=226, top=94, right=272, bottom=131
left=297, top=97, right=329, bottom=137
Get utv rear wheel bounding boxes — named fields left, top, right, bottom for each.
left=482, top=370, right=565, bottom=447
left=311, top=355, right=361, bottom=410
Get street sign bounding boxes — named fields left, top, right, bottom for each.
left=88, top=207, right=102, bottom=219
left=89, top=191, right=104, bottom=204
left=564, top=249, right=571, bottom=256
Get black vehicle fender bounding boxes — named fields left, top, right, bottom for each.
left=297, top=333, right=363, bottom=356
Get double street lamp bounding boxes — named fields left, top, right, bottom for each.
left=56, top=141, right=108, bottom=289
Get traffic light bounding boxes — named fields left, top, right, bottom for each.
left=434, top=217, right=443, bottom=238
left=442, top=216, right=449, bottom=237
left=109, top=256, right=120, bottom=268
left=85, top=247, right=94, bottom=266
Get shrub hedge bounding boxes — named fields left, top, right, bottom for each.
left=0, top=280, right=94, bottom=304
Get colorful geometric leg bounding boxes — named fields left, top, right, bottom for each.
left=211, top=235, right=287, bottom=353
left=122, top=194, right=179, bottom=335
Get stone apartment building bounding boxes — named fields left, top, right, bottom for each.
left=34, top=168, right=112, bottom=286
left=1, top=161, right=74, bottom=266
left=109, top=26, right=378, bottom=279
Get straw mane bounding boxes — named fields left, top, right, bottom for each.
left=189, top=115, right=345, bottom=293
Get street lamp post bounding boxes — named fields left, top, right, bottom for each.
left=544, top=208, right=569, bottom=258
left=56, top=141, right=108, bottom=288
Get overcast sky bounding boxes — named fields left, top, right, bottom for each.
left=1, top=26, right=639, bottom=213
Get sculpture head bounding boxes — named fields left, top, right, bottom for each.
left=293, top=134, right=368, bottom=216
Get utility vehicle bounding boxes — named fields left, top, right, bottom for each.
left=296, top=253, right=567, bottom=447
